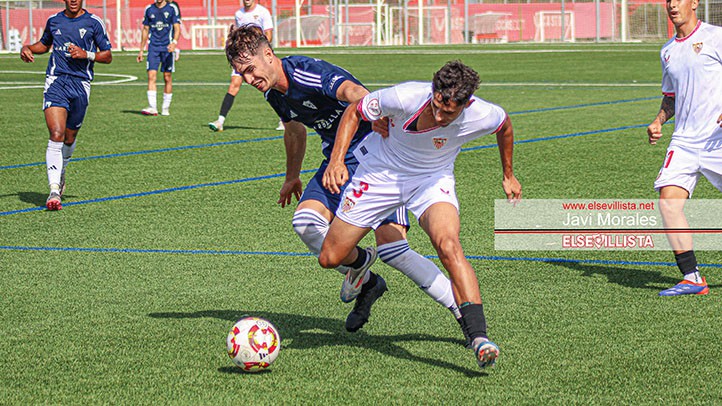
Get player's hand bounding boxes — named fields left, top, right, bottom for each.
left=20, top=46, right=34, bottom=63
left=67, top=43, right=85, bottom=59
left=167, top=43, right=176, bottom=53
left=372, top=117, right=390, bottom=138
left=502, top=174, right=522, bottom=205
left=647, top=120, right=663, bottom=145
left=322, top=161, right=348, bottom=195
left=136, top=52, right=144, bottom=63
left=278, top=178, right=303, bottom=208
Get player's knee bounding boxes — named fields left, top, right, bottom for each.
left=434, top=237, right=463, bottom=263
left=292, top=209, right=329, bottom=255
left=318, top=249, right=341, bottom=269
left=658, top=198, right=685, bottom=218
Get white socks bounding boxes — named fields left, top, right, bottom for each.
left=162, top=93, right=172, bottom=111
left=292, top=209, right=349, bottom=276
left=684, top=271, right=702, bottom=284
left=147, top=90, right=157, bottom=109
left=217, top=115, right=226, bottom=125
left=62, top=141, right=76, bottom=170
left=378, top=240, right=461, bottom=319
left=46, top=140, right=63, bottom=191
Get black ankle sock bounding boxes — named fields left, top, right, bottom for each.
left=348, top=246, right=367, bottom=269
left=219, top=93, right=235, bottom=117
left=460, top=303, right=487, bottom=340
left=361, top=272, right=378, bottom=291
left=675, top=251, right=698, bottom=275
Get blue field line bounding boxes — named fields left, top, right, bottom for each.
left=0, top=169, right=316, bottom=216
left=0, top=96, right=659, bottom=171
left=462, top=123, right=648, bottom=152
left=0, top=135, right=285, bottom=170
left=508, top=96, right=658, bottom=115
left=0, top=123, right=642, bottom=217
left=1, top=244, right=720, bottom=268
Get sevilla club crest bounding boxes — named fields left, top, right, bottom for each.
left=433, top=137, right=447, bottom=149
left=693, top=42, right=703, bottom=54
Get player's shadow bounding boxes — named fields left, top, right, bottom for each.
left=121, top=110, right=149, bottom=116
left=149, top=309, right=486, bottom=377
left=208, top=124, right=278, bottom=131
left=0, top=191, right=51, bottom=207
left=549, top=261, right=722, bottom=291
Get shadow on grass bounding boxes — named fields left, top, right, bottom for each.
left=211, top=125, right=282, bottom=131
left=550, top=261, right=722, bottom=291
left=0, top=191, right=59, bottom=206
left=150, top=309, right=486, bottom=377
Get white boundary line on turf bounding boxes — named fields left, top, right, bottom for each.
left=0, top=70, right=138, bottom=90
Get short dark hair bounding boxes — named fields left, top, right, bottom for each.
left=432, top=61, right=480, bottom=105
left=225, top=24, right=272, bottom=68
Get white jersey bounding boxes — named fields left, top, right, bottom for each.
left=356, top=82, right=507, bottom=176
left=660, top=21, right=722, bottom=150
left=234, top=4, right=273, bottom=31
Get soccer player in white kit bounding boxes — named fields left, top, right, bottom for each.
left=208, top=0, right=275, bottom=132
left=319, top=61, right=522, bottom=369
left=647, top=0, right=722, bottom=296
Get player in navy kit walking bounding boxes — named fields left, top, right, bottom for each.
left=137, top=0, right=180, bottom=116
left=20, top=0, right=112, bottom=211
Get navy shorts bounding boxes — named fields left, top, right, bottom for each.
left=146, top=46, right=175, bottom=72
left=300, top=160, right=410, bottom=228
left=43, top=75, right=91, bottom=130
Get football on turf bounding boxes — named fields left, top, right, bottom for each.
left=226, top=316, right=281, bottom=372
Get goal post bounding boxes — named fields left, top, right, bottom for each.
left=535, top=11, right=575, bottom=42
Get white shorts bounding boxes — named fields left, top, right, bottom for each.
left=336, top=164, right=459, bottom=229
left=654, top=142, right=722, bottom=196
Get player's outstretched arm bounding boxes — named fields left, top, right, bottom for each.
left=496, top=115, right=521, bottom=203
left=20, top=41, right=50, bottom=63
left=278, top=120, right=307, bottom=208
left=648, top=95, right=675, bottom=145
left=323, top=101, right=363, bottom=195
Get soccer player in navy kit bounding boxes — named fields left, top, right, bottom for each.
left=225, top=25, right=467, bottom=336
left=137, top=0, right=180, bottom=116
left=20, top=0, right=112, bottom=211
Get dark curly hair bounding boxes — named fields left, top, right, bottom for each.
left=432, top=61, right=480, bottom=105
left=225, top=24, right=272, bottom=68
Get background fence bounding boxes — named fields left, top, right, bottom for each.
left=1, top=0, right=721, bottom=51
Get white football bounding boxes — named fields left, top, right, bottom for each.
left=226, top=316, right=281, bottom=372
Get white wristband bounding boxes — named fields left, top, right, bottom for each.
left=86, top=51, right=96, bottom=61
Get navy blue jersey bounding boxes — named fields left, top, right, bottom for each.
left=39, top=10, right=111, bottom=81
left=142, top=2, right=180, bottom=48
left=265, top=55, right=373, bottom=163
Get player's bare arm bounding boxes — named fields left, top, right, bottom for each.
left=319, top=81, right=370, bottom=194
left=264, top=29, right=273, bottom=43
left=278, top=120, right=307, bottom=208
left=335, top=80, right=368, bottom=104
left=648, top=95, right=675, bottom=144
left=67, top=43, right=112, bottom=63
left=167, top=23, right=180, bottom=53
left=20, top=42, right=50, bottom=63
left=496, top=115, right=522, bottom=202
left=137, top=26, right=150, bottom=62
left=322, top=100, right=364, bottom=194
